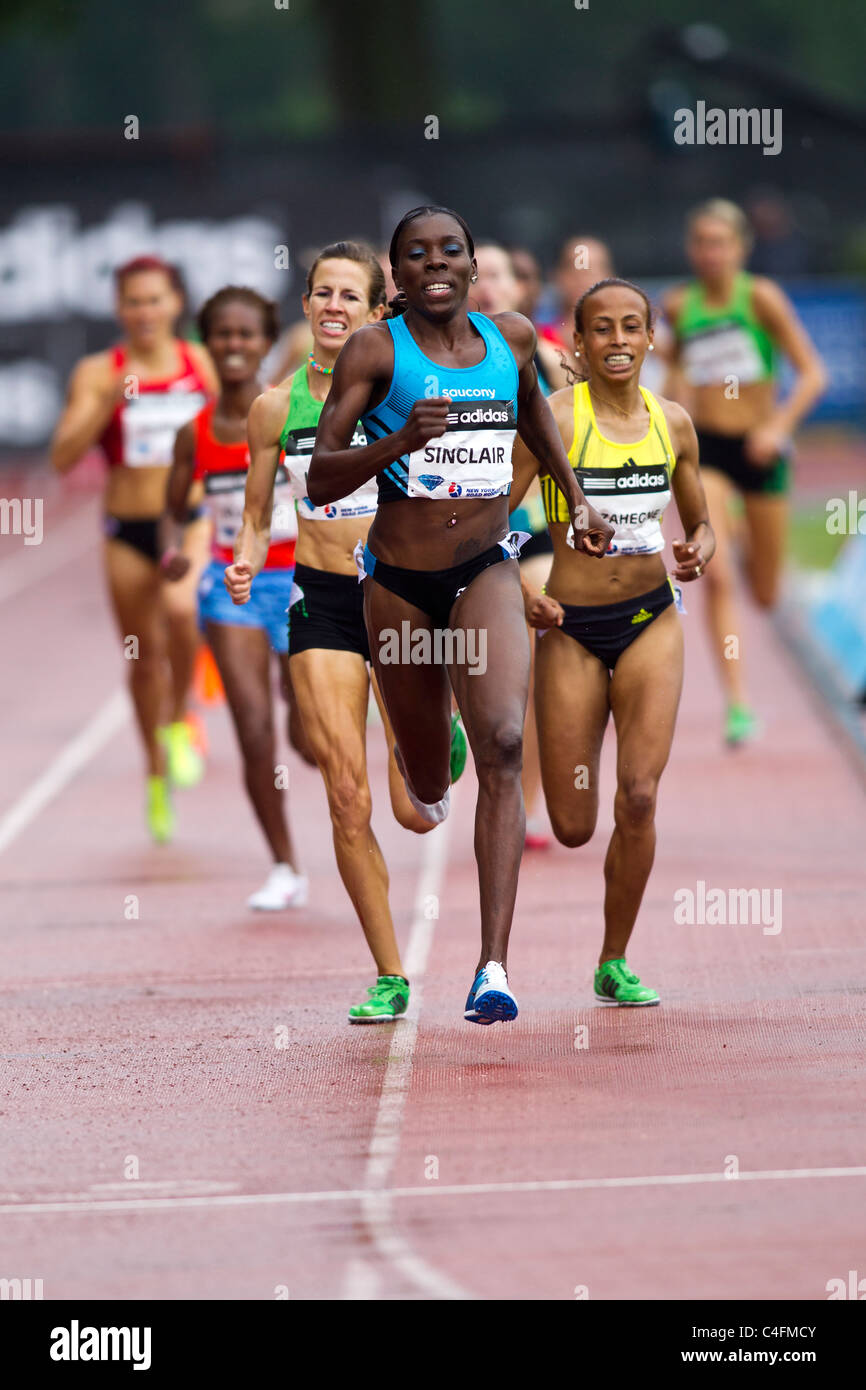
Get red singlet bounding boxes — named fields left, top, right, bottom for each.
left=192, top=402, right=297, bottom=569
left=100, top=341, right=211, bottom=469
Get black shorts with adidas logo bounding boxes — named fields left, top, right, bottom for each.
left=553, top=579, right=675, bottom=670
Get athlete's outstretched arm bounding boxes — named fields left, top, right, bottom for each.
left=158, top=421, right=198, bottom=581
left=496, top=313, right=613, bottom=558
left=224, top=388, right=286, bottom=604
left=516, top=364, right=614, bottom=557
left=166, top=420, right=196, bottom=521
left=509, top=399, right=566, bottom=629
left=507, top=432, right=543, bottom=514
left=659, top=287, right=694, bottom=411
left=665, top=400, right=716, bottom=582
left=749, top=278, right=827, bottom=463
left=51, top=356, right=122, bottom=474
left=307, top=326, right=451, bottom=505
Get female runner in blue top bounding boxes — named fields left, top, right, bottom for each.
left=308, top=206, right=613, bottom=1026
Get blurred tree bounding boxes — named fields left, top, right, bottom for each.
left=0, top=0, right=864, bottom=138
left=318, top=0, right=433, bottom=127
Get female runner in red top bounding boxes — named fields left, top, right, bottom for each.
left=165, top=287, right=307, bottom=911
left=51, top=256, right=217, bottom=842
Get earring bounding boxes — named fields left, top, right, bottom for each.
left=470, top=274, right=478, bottom=282
left=648, top=343, right=654, bottom=351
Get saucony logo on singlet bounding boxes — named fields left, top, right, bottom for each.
left=441, top=386, right=496, bottom=399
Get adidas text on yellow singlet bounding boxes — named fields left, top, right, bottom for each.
left=541, top=381, right=676, bottom=556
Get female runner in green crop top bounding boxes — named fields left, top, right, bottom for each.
left=664, top=199, right=826, bottom=746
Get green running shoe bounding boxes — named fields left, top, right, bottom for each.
left=158, top=720, right=205, bottom=788
left=724, top=703, right=760, bottom=747
left=348, top=975, right=409, bottom=1024
left=450, top=712, right=467, bottom=783
left=146, top=775, right=175, bottom=844
left=594, top=957, right=659, bottom=1007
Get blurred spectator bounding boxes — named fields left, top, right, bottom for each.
left=507, top=245, right=544, bottom=319
left=746, top=191, right=809, bottom=277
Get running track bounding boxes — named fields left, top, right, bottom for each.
left=1, top=452, right=864, bottom=1301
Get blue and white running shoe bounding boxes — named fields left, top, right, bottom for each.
left=464, top=960, right=518, bottom=1025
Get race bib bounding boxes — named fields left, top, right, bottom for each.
left=121, top=389, right=207, bottom=467
left=682, top=325, right=764, bottom=387
left=271, top=466, right=298, bottom=542
left=406, top=400, right=515, bottom=500
left=204, top=470, right=247, bottom=550
left=283, top=424, right=376, bottom=520
left=206, top=463, right=297, bottom=549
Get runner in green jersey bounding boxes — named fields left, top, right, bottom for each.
left=664, top=200, right=826, bottom=746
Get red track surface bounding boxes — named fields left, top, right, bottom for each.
left=1, top=454, right=864, bottom=1301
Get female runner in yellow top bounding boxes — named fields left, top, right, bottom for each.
left=511, top=278, right=715, bottom=1005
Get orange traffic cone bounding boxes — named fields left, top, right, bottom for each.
left=193, top=642, right=225, bottom=706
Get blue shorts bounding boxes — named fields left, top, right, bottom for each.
left=197, top=559, right=293, bottom=655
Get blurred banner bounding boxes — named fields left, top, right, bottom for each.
left=0, top=202, right=289, bottom=448
left=778, top=283, right=866, bottom=423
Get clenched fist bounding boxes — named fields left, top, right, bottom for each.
left=399, top=397, right=452, bottom=453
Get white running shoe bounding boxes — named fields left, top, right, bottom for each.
left=464, top=960, right=519, bottom=1024
left=247, top=864, right=309, bottom=911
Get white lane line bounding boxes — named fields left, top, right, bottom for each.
left=0, top=501, right=98, bottom=605
left=3, top=1165, right=865, bottom=1216
left=0, top=689, right=129, bottom=856
left=347, top=804, right=470, bottom=1301
left=89, top=1181, right=239, bottom=1194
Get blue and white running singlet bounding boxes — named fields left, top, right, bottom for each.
left=362, top=312, right=519, bottom=504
